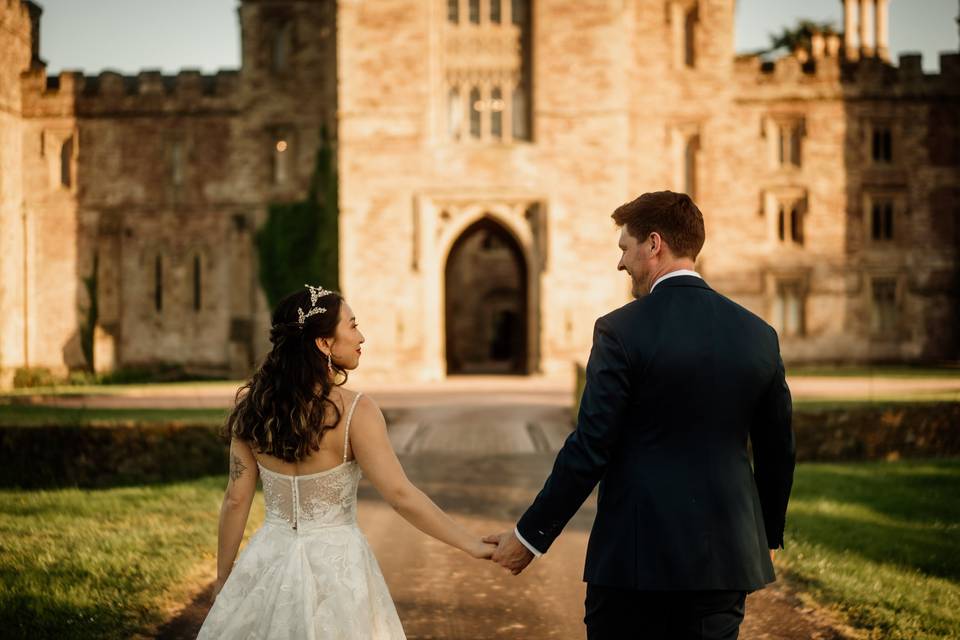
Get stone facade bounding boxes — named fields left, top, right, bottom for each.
left=0, top=0, right=957, bottom=388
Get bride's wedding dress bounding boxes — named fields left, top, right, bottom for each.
left=197, top=392, right=406, bottom=639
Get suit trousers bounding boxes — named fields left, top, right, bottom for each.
left=584, top=584, right=747, bottom=640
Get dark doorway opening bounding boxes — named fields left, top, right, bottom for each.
left=444, top=217, right=528, bottom=374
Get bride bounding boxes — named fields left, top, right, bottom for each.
left=197, top=284, right=495, bottom=639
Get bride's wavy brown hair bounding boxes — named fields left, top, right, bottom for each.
left=224, top=287, right=348, bottom=462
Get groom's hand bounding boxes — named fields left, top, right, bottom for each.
left=483, top=531, right=534, bottom=575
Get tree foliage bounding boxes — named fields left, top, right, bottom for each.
left=765, top=19, right=836, bottom=55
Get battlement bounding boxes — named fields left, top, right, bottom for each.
left=71, top=69, right=241, bottom=99
left=20, top=67, right=241, bottom=117
left=735, top=45, right=960, bottom=98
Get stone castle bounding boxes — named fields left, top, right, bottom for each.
left=0, top=0, right=958, bottom=387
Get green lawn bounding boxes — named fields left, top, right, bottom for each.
left=0, top=379, right=245, bottom=398
left=0, top=404, right=229, bottom=427
left=0, top=461, right=957, bottom=638
left=786, top=365, right=960, bottom=379
left=0, top=477, right=263, bottom=640
left=781, top=459, right=960, bottom=640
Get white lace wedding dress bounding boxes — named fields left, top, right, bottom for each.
left=197, top=393, right=406, bottom=639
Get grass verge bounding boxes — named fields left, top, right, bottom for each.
left=0, top=477, right=263, bottom=640
left=781, top=459, right=960, bottom=639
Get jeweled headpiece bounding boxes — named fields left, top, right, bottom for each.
left=298, top=283, right=334, bottom=325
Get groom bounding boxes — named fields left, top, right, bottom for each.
left=485, top=191, right=796, bottom=639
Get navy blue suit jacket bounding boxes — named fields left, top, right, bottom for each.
left=516, top=275, right=795, bottom=591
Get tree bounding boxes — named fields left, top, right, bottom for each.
left=764, top=19, right=836, bottom=55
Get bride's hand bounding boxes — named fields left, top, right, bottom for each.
left=468, top=539, right=497, bottom=560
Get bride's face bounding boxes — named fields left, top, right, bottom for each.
left=317, top=302, right=365, bottom=371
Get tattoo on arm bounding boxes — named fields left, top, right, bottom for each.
left=229, top=453, right=247, bottom=481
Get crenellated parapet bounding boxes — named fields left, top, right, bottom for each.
left=20, top=67, right=241, bottom=118
left=735, top=41, right=960, bottom=101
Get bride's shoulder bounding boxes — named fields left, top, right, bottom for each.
left=335, top=387, right=382, bottom=415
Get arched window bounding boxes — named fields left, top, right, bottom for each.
left=60, top=136, right=73, bottom=188
left=193, top=254, right=202, bottom=312
left=777, top=206, right=786, bottom=241
left=491, top=87, right=503, bottom=139
left=469, top=87, right=482, bottom=139
left=490, top=0, right=502, bottom=23
left=154, top=254, right=163, bottom=312
left=448, top=87, right=462, bottom=140
left=469, top=0, right=480, bottom=24
left=447, top=0, right=459, bottom=23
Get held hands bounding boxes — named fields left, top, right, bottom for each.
left=482, top=531, right=534, bottom=575
left=468, top=538, right=498, bottom=560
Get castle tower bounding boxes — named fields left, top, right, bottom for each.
left=0, top=0, right=42, bottom=387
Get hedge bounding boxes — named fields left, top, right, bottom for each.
left=1, top=404, right=958, bottom=489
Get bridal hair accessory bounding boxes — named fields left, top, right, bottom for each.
left=298, top=283, right=334, bottom=325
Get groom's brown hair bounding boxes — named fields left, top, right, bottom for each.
left=612, top=191, right=705, bottom=259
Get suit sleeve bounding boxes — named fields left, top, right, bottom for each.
left=749, top=328, right=796, bottom=549
left=516, top=316, right=632, bottom=554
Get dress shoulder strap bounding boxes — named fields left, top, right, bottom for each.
left=342, top=392, right=363, bottom=463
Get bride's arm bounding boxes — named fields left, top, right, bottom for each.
left=215, top=437, right=259, bottom=593
left=350, top=396, right=494, bottom=560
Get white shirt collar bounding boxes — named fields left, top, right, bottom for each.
left=650, top=269, right=702, bottom=293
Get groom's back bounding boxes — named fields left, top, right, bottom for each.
left=585, top=275, right=789, bottom=590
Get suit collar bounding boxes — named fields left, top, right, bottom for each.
left=652, top=274, right=712, bottom=292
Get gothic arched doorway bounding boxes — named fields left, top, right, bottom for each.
left=444, top=217, right=528, bottom=374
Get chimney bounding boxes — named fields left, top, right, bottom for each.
left=843, top=0, right=858, bottom=60
left=842, top=0, right=889, bottom=61
left=859, top=0, right=873, bottom=57
left=875, top=0, right=890, bottom=61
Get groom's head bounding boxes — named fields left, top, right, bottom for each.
left=612, top=191, right=705, bottom=299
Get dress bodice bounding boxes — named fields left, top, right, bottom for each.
left=258, top=460, right=361, bottom=530
left=256, top=392, right=364, bottom=532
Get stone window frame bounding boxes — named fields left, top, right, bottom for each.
left=763, top=187, right=807, bottom=248
left=267, top=125, right=296, bottom=187
left=153, top=253, right=164, bottom=314
left=861, top=190, right=906, bottom=247
left=267, top=17, right=295, bottom=74
left=192, top=253, right=203, bottom=313
left=442, top=1, right=532, bottom=144
left=865, top=272, right=902, bottom=340
left=668, top=0, right=699, bottom=70
left=864, top=118, right=897, bottom=166
left=763, top=114, right=805, bottom=170
left=41, top=128, right=78, bottom=193
left=766, top=272, right=809, bottom=339
left=669, top=122, right=701, bottom=200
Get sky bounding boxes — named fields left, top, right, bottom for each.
left=35, top=0, right=959, bottom=76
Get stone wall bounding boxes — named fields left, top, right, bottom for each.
left=0, top=0, right=957, bottom=389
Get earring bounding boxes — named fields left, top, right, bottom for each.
left=327, top=352, right=333, bottom=373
